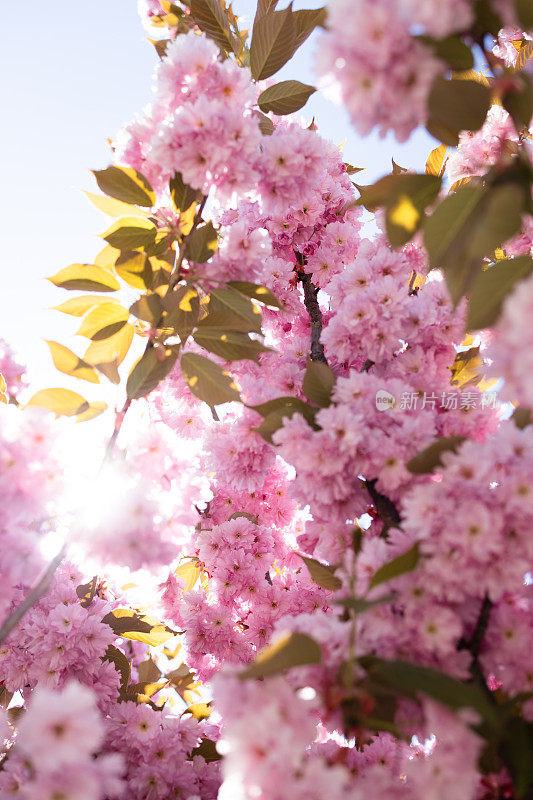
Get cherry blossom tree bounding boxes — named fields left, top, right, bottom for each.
left=2, top=1, right=533, bottom=798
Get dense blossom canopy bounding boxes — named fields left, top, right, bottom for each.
left=2, top=1, right=533, bottom=799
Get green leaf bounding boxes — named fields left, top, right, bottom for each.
left=46, top=341, right=100, bottom=384
left=115, top=251, right=153, bottom=290
left=189, top=0, right=240, bottom=56
left=77, top=302, right=130, bottom=341
left=186, top=222, right=218, bottom=263
left=369, top=543, right=420, bottom=589
left=102, top=217, right=157, bottom=250
left=359, top=655, right=499, bottom=728
left=501, top=718, right=533, bottom=798
left=102, top=609, right=176, bottom=647
left=258, top=80, right=316, bottom=115
left=103, top=645, right=131, bottom=695
left=163, top=286, right=200, bottom=342
left=419, top=35, right=474, bottom=71
left=180, top=352, right=241, bottom=406
left=226, top=281, right=283, bottom=308
left=27, top=388, right=89, bottom=418
left=356, top=173, right=441, bottom=248
left=297, top=554, right=342, bottom=591
left=126, top=346, right=179, bottom=400
left=467, top=256, right=533, bottom=330
left=302, top=358, right=336, bottom=407
left=407, top=436, right=467, bottom=474
left=48, top=264, right=120, bottom=292
left=193, top=329, right=270, bottom=362
left=198, top=288, right=263, bottom=333
left=92, top=166, right=155, bottom=207
left=129, top=293, right=163, bottom=327
left=503, top=72, right=533, bottom=132
left=240, top=632, right=321, bottom=679
left=516, top=0, right=533, bottom=30
left=169, top=172, right=200, bottom=213
left=248, top=396, right=319, bottom=443
left=250, top=5, right=297, bottom=81
left=336, top=593, right=397, bottom=613
left=423, top=183, right=525, bottom=305
left=426, top=77, right=491, bottom=145
left=190, top=738, right=222, bottom=762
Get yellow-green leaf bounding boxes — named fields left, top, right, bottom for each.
left=102, top=609, right=175, bottom=647
left=175, top=559, right=203, bottom=591
left=77, top=303, right=130, bottom=341
left=92, top=166, right=155, bottom=207
left=46, top=341, right=100, bottom=384
left=48, top=265, right=120, bottom=292
left=192, top=329, right=269, bottom=362
left=298, top=554, right=342, bottom=591
left=226, top=281, right=283, bottom=308
left=240, top=631, right=322, bottom=679
left=180, top=352, right=241, bottom=406
left=75, top=401, right=108, bottom=422
left=84, top=323, right=134, bottom=377
left=102, top=217, right=157, bottom=250
left=84, top=191, right=150, bottom=219
left=126, top=346, right=179, bottom=400
left=52, top=295, right=119, bottom=317
left=27, top=388, right=89, bottom=417
left=425, top=144, right=448, bottom=177
left=115, top=251, right=153, bottom=290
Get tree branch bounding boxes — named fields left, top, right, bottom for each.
left=0, top=545, right=66, bottom=645
left=300, top=272, right=328, bottom=364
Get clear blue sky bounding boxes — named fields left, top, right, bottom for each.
left=0, top=0, right=435, bottom=388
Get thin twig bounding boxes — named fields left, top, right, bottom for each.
left=0, top=545, right=67, bottom=645
left=169, top=196, right=208, bottom=289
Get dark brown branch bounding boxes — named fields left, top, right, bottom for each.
left=300, top=272, right=328, bottom=364
left=0, top=545, right=67, bottom=645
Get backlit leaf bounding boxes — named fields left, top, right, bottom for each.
left=240, top=631, right=321, bottom=679
left=425, top=144, right=448, bottom=177
left=48, top=264, right=120, bottom=292
left=75, top=401, right=107, bottom=422
left=169, top=172, right=200, bottom=213
left=126, top=346, right=179, bottom=400
left=27, top=388, right=89, bottom=417
left=92, top=165, right=155, bottom=207
left=77, top=303, right=130, bottom=341
left=175, top=559, right=203, bottom=592
left=226, top=281, right=283, bottom=308
left=102, top=609, right=176, bottom=647
left=193, top=329, right=269, bottom=362
left=180, top=352, right=241, bottom=406
left=298, top=554, right=341, bottom=591
left=189, top=0, right=240, bottom=56
left=102, top=217, right=157, bottom=250
left=84, top=191, right=149, bottom=219
left=46, top=341, right=100, bottom=383
left=83, top=323, right=134, bottom=371
left=115, top=251, right=153, bottom=290
left=186, top=222, right=218, bottom=263
left=52, top=295, right=119, bottom=317
left=198, top=288, right=263, bottom=333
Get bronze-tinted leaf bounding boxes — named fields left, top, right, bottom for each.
left=298, top=554, right=342, bottom=591
left=250, top=6, right=297, bottom=81
left=126, top=346, right=179, bottom=400
left=258, top=80, right=316, bottom=115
